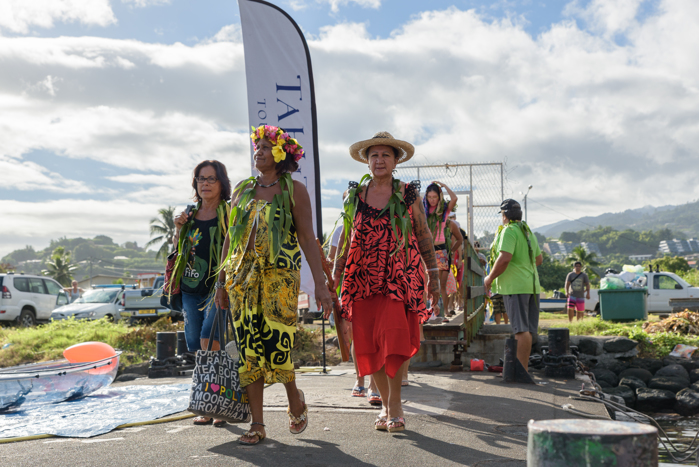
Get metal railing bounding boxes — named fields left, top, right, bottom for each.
left=463, top=237, right=486, bottom=347
left=420, top=235, right=486, bottom=370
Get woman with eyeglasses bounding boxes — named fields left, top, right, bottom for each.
left=172, top=160, right=231, bottom=427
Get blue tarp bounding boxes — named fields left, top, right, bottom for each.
left=0, top=384, right=190, bottom=439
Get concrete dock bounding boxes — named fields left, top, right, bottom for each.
left=0, top=366, right=609, bottom=467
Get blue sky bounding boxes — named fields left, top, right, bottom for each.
left=1, top=0, right=697, bottom=258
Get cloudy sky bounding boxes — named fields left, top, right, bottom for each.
left=1, top=0, right=698, bottom=258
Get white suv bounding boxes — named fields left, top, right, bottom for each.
left=0, top=273, right=69, bottom=326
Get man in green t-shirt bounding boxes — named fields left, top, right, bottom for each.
left=484, top=199, right=543, bottom=373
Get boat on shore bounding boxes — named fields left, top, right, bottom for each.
left=0, top=343, right=120, bottom=411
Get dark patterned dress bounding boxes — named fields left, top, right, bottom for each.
left=225, top=200, right=301, bottom=387
left=341, top=180, right=427, bottom=378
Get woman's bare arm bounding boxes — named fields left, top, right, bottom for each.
left=291, top=180, right=333, bottom=313
left=449, top=221, right=463, bottom=257
left=412, top=194, right=440, bottom=305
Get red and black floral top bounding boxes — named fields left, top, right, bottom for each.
left=340, top=180, right=429, bottom=323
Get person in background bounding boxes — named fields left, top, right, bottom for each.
left=424, top=182, right=461, bottom=321
left=330, top=223, right=380, bottom=402
left=63, top=280, right=85, bottom=303
left=172, top=160, right=231, bottom=427
left=565, top=261, right=590, bottom=322
left=484, top=199, right=542, bottom=373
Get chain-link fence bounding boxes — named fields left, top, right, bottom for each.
left=394, top=163, right=504, bottom=246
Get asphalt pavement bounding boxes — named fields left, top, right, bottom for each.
left=0, top=364, right=608, bottom=467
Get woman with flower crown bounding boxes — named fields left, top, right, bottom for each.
left=331, top=131, right=441, bottom=433
left=213, top=125, right=333, bottom=446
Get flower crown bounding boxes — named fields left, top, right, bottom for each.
left=250, top=125, right=304, bottom=163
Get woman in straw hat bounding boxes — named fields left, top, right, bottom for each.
left=331, top=131, right=441, bottom=433
left=214, top=125, right=333, bottom=445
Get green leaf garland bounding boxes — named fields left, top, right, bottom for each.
left=222, top=173, right=296, bottom=271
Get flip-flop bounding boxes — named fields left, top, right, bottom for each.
left=193, top=416, right=213, bottom=425
left=401, top=380, right=409, bottom=387
left=388, top=416, right=405, bottom=433
left=213, top=419, right=227, bottom=427
left=351, top=385, right=367, bottom=397
left=367, top=392, right=382, bottom=406
left=374, top=416, right=388, bottom=431
left=239, top=423, right=266, bottom=445
left=288, top=389, right=308, bottom=434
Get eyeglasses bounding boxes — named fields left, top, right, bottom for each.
left=195, top=176, right=218, bottom=184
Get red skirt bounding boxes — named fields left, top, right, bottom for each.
left=352, top=294, right=421, bottom=379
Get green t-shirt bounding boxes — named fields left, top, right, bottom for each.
left=492, top=222, right=542, bottom=295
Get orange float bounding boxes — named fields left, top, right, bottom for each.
left=64, top=342, right=118, bottom=375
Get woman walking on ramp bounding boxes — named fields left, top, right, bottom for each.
left=423, top=181, right=460, bottom=320
left=332, top=131, right=441, bottom=433
left=214, top=125, right=333, bottom=446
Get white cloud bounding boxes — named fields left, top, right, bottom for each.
left=0, top=156, right=93, bottom=193
left=564, top=0, right=644, bottom=37
left=3, top=1, right=699, bottom=255
left=319, top=0, right=381, bottom=13
left=121, top=0, right=172, bottom=8
left=0, top=0, right=116, bottom=34
left=0, top=199, right=184, bottom=259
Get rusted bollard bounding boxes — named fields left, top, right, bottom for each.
left=527, top=419, right=658, bottom=466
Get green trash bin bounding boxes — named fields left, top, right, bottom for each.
left=599, top=289, right=648, bottom=321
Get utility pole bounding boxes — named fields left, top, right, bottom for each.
left=520, top=185, right=533, bottom=223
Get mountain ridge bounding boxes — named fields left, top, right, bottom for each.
left=534, top=201, right=699, bottom=239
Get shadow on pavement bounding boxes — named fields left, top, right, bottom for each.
left=208, top=438, right=375, bottom=466
left=404, top=414, right=527, bottom=462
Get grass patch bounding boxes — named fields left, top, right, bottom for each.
left=0, top=317, right=183, bottom=370
left=538, top=314, right=699, bottom=358
left=0, top=318, right=339, bottom=370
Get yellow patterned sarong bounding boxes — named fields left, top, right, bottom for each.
left=225, top=200, right=301, bottom=387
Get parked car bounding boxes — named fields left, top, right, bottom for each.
left=586, top=271, right=698, bottom=314
left=0, top=273, right=68, bottom=326
left=121, top=276, right=176, bottom=323
left=51, top=287, right=127, bottom=322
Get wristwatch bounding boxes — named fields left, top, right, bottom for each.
left=214, top=281, right=226, bottom=290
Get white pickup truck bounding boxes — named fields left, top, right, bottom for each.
left=120, top=276, right=176, bottom=323
left=586, top=271, right=699, bottom=314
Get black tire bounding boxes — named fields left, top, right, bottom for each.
left=19, top=308, right=36, bottom=327
left=594, top=303, right=600, bottom=316
left=105, top=314, right=115, bottom=322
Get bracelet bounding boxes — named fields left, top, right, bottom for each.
left=214, top=281, right=226, bottom=290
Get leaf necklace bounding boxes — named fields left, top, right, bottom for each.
left=338, top=175, right=412, bottom=258
left=221, top=173, right=295, bottom=270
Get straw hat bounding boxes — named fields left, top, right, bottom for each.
left=349, top=131, right=415, bottom=164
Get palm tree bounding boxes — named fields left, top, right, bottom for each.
left=567, top=245, right=601, bottom=277
left=42, top=247, right=78, bottom=286
left=145, top=206, right=177, bottom=261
